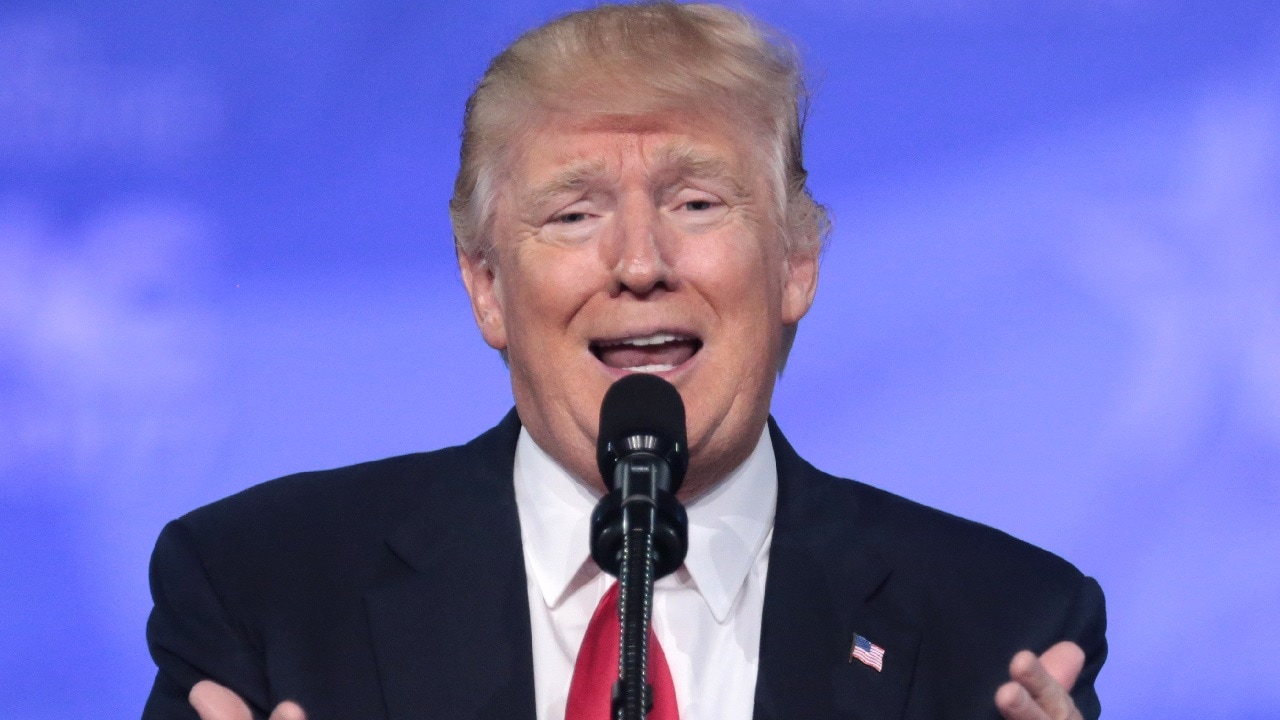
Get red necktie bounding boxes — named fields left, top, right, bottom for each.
left=564, top=582, right=680, bottom=720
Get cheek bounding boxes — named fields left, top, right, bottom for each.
left=681, top=233, right=783, bottom=316
left=500, top=245, right=602, bottom=339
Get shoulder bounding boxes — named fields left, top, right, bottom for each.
left=157, top=412, right=521, bottom=591
left=831, top=471, right=1081, bottom=587
left=771, top=423, right=1093, bottom=614
left=177, top=450, right=448, bottom=548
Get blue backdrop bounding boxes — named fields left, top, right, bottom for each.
left=2, top=1, right=1278, bottom=718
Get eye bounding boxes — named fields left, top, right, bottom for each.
left=682, top=199, right=717, bottom=212
left=667, top=188, right=729, bottom=231
left=669, top=186, right=725, bottom=214
left=539, top=200, right=601, bottom=246
left=553, top=211, right=590, bottom=224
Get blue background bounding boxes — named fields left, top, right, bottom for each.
left=2, top=1, right=1278, bottom=717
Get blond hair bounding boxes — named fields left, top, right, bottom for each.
left=449, top=1, right=830, bottom=265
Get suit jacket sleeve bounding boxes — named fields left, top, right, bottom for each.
left=144, top=519, right=272, bottom=720
left=1064, top=575, right=1107, bottom=719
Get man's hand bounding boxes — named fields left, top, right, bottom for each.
left=189, top=680, right=306, bottom=720
left=995, top=641, right=1086, bottom=720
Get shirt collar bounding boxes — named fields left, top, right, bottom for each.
left=513, top=424, right=777, bottom=623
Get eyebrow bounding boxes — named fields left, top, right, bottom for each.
left=652, top=144, right=751, bottom=200
left=518, top=141, right=752, bottom=211
left=520, top=159, right=611, bottom=211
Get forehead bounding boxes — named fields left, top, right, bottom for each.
left=508, top=110, right=762, bottom=189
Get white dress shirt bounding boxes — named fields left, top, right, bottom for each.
left=513, top=426, right=777, bottom=720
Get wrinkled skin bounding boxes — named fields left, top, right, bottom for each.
left=460, top=110, right=818, bottom=500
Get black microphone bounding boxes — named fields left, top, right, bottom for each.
left=588, top=373, right=689, bottom=720
left=590, top=373, right=689, bottom=579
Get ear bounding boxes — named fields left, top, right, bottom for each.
left=781, top=244, right=819, bottom=325
left=458, top=248, right=509, bottom=351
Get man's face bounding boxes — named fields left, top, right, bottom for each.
left=460, top=110, right=818, bottom=497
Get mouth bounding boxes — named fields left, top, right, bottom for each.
left=589, top=332, right=703, bottom=373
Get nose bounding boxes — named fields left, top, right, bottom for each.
left=605, top=198, right=674, bottom=297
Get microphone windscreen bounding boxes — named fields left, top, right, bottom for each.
left=597, top=374, right=687, bottom=485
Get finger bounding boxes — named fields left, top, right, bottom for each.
left=1007, top=649, right=1081, bottom=720
left=1038, top=641, right=1086, bottom=692
left=268, top=701, right=307, bottom=720
left=995, top=678, right=1049, bottom=720
left=189, top=680, right=252, bottom=720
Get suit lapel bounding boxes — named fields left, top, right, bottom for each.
left=754, top=420, right=921, bottom=720
left=364, top=412, right=537, bottom=720
left=358, top=413, right=922, bottom=720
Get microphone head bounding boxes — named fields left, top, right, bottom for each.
left=596, top=373, right=688, bottom=493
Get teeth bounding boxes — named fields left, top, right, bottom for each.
left=627, top=364, right=676, bottom=373
left=603, top=333, right=683, bottom=348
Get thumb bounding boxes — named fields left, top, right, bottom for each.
left=1038, top=640, right=1086, bottom=692
left=189, top=680, right=252, bottom=720
left=269, top=701, right=307, bottom=720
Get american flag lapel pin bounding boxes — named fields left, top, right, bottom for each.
left=849, top=632, right=885, bottom=672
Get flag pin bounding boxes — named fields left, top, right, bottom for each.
left=849, top=632, right=885, bottom=672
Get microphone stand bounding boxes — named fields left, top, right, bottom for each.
left=611, top=454, right=663, bottom=720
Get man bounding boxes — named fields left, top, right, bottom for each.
left=145, top=4, right=1106, bottom=720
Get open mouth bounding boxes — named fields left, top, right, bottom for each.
left=589, top=332, right=703, bottom=373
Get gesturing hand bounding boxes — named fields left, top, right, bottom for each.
left=189, top=680, right=307, bottom=720
left=995, top=641, right=1086, bottom=720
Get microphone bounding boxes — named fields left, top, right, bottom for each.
left=590, top=373, right=689, bottom=579
left=588, top=373, right=689, bottom=720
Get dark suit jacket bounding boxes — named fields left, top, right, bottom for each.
left=144, top=411, right=1106, bottom=720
